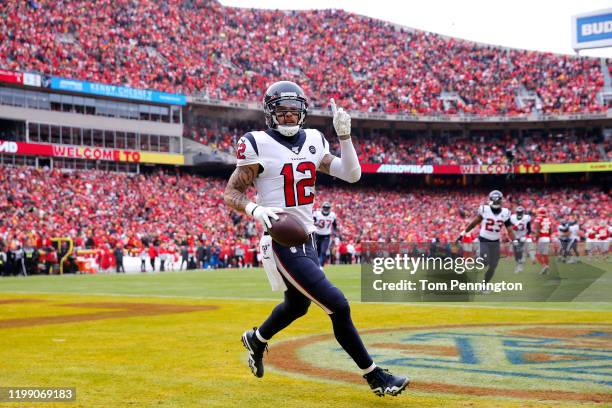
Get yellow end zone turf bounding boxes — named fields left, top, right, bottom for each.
left=0, top=293, right=610, bottom=408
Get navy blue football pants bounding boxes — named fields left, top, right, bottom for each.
left=479, top=236, right=501, bottom=283
left=315, top=233, right=331, bottom=266
left=258, top=235, right=373, bottom=370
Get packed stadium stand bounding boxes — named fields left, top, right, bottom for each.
left=0, top=2, right=610, bottom=274
left=185, top=122, right=610, bottom=164
left=0, top=0, right=609, bottom=115
left=0, top=166, right=609, bottom=272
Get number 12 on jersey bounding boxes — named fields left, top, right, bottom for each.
left=281, top=162, right=316, bottom=207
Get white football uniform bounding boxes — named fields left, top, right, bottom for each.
left=478, top=205, right=511, bottom=241
left=569, top=224, right=580, bottom=240
left=236, top=128, right=330, bottom=233
left=510, top=214, right=531, bottom=239
left=558, top=224, right=570, bottom=238
left=313, top=210, right=336, bottom=236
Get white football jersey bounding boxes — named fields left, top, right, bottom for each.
left=569, top=224, right=580, bottom=239
left=478, top=205, right=511, bottom=241
left=510, top=214, right=531, bottom=239
left=557, top=224, right=570, bottom=237
left=313, top=210, right=337, bottom=235
left=236, top=128, right=330, bottom=233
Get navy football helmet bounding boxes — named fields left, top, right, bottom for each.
left=263, top=81, right=308, bottom=137
left=488, top=190, right=503, bottom=209
left=322, top=202, right=331, bottom=216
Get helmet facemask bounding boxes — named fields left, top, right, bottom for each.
left=264, top=95, right=308, bottom=137
left=322, top=203, right=331, bottom=216
left=488, top=190, right=503, bottom=209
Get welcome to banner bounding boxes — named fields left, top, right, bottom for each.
left=0, top=140, right=184, bottom=165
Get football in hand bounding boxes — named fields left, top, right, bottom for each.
left=269, top=212, right=309, bottom=246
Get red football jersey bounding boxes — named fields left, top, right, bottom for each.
left=533, top=216, right=552, bottom=238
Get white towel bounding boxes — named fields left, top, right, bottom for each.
left=259, top=234, right=287, bottom=292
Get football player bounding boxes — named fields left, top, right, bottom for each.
left=567, top=219, right=580, bottom=263
left=224, top=81, right=408, bottom=396
left=557, top=220, right=571, bottom=263
left=313, top=202, right=337, bottom=266
left=585, top=221, right=597, bottom=258
left=597, top=220, right=610, bottom=258
left=510, top=206, right=531, bottom=273
left=533, top=207, right=553, bottom=274
left=457, top=190, right=516, bottom=283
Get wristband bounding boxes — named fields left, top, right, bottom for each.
left=245, top=202, right=258, bottom=217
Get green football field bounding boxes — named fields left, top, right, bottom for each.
left=0, top=262, right=610, bottom=407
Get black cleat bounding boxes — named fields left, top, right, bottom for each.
left=363, top=367, right=409, bottom=397
left=241, top=327, right=267, bottom=378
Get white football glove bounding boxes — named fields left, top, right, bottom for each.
left=245, top=202, right=282, bottom=230
left=330, top=98, right=351, bottom=137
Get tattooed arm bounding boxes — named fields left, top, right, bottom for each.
left=318, top=154, right=334, bottom=175
left=223, top=164, right=259, bottom=213
left=224, top=163, right=281, bottom=229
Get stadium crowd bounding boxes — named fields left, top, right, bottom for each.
left=0, top=166, right=609, bottom=274
left=326, top=132, right=608, bottom=165
left=0, top=1, right=607, bottom=115
left=186, top=123, right=609, bottom=165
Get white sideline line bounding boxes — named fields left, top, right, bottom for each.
left=1, top=290, right=610, bottom=312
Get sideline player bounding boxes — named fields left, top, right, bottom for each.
left=567, top=219, right=580, bottom=263
left=557, top=220, right=571, bottom=263
left=510, top=206, right=531, bottom=273
left=597, top=221, right=610, bottom=259
left=313, top=202, right=337, bottom=266
left=224, top=81, right=408, bottom=396
left=533, top=207, right=553, bottom=274
left=457, top=190, right=516, bottom=283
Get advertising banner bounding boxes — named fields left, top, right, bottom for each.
left=572, top=8, right=612, bottom=50
left=50, top=77, right=187, bottom=105
left=0, top=140, right=184, bottom=165
left=360, top=162, right=612, bottom=174
left=0, top=69, right=23, bottom=85
left=0, top=69, right=42, bottom=87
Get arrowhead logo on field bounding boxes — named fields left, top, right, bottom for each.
left=269, top=324, right=612, bottom=402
